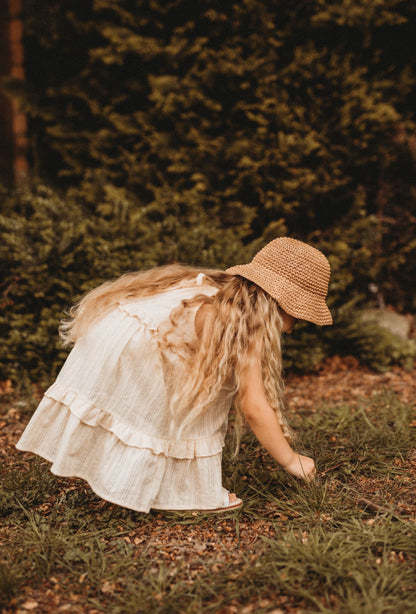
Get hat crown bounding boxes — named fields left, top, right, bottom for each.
left=253, top=237, right=330, bottom=298
left=225, top=237, right=332, bottom=325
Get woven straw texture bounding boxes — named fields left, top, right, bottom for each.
left=226, top=237, right=332, bottom=326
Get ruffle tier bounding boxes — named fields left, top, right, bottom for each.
left=16, top=396, right=227, bottom=512
left=43, top=381, right=225, bottom=460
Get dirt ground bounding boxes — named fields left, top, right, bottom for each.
left=285, top=355, right=416, bottom=411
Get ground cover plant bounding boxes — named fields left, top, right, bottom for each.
left=1, top=358, right=416, bottom=613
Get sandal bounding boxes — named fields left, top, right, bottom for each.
left=193, top=491, right=243, bottom=514
left=160, top=492, right=243, bottom=514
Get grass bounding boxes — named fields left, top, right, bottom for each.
left=1, top=389, right=415, bottom=613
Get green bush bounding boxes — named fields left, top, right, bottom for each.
left=15, top=0, right=415, bottom=312
left=2, top=182, right=415, bottom=382
left=2, top=0, right=416, bottom=380
left=0, top=182, right=246, bottom=382
left=328, top=312, right=416, bottom=372
left=284, top=307, right=416, bottom=374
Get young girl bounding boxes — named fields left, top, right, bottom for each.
left=17, top=237, right=332, bottom=513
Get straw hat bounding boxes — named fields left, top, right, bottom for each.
left=226, top=237, right=332, bottom=325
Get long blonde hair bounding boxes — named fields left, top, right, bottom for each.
left=60, top=264, right=290, bottom=443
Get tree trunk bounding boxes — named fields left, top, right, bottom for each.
left=0, top=0, right=28, bottom=187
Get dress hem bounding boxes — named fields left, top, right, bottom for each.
left=15, top=443, right=227, bottom=513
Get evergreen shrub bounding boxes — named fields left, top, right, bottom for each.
left=17, top=0, right=416, bottom=311
left=0, top=182, right=246, bottom=382
left=284, top=314, right=416, bottom=374
left=2, top=0, right=416, bottom=380
left=331, top=313, right=416, bottom=372
left=1, top=183, right=414, bottom=383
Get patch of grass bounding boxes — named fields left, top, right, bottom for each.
left=296, top=390, right=416, bottom=478
left=0, top=560, right=24, bottom=604
left=248, top=519, right=416, bottom=614
left=0, top=457, right=61, bottom=517
left=1, top=390, right=416, bottom=612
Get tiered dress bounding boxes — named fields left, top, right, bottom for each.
left=16, top=274, right=233, bottom=512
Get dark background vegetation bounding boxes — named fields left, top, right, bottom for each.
left=1, top=0, right=416, bottom=382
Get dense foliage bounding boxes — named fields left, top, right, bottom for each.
left=1, top=183, right=415, bottom=381
left=1, top=0, right=416, bottom=379
left=0, top=183, right=245, bottom=381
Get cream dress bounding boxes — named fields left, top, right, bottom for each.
left=16, top=274, right=233, bottom=512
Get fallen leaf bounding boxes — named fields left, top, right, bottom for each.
left=101, top=580, right=115, bottom=594
left=0, top=379, right=13, bottom=394
left=22, top=601, right=39, bottom=610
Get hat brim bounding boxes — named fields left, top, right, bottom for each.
left=226, top=264, right=333, bottom=326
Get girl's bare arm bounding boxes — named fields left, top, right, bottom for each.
left=239, top=358, right=315, bottom=480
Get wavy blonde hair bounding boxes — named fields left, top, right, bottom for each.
left=60, top=264, right=291, bottom=445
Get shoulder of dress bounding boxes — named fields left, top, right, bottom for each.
left=117, top=277, right=218, bottom=330
left=179, top=272, right=206, bottom=287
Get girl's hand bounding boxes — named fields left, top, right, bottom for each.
left=283, top=453, right=316, bottom=481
